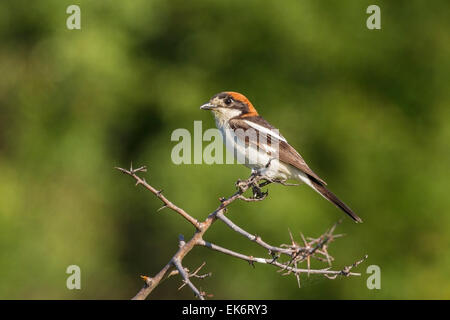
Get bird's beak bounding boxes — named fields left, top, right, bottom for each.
left=200, top=102, right=215, bottom=110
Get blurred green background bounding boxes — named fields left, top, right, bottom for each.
left=0, top=0, right=449, bottom=299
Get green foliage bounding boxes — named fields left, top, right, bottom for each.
left=0, top=0, right=449, bottom=299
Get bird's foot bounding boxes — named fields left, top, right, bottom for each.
left=251, top=184, right=268, bottom=199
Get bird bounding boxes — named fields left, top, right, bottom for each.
left=200, top=91, right=362, bottom=223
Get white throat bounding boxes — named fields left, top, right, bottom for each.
left=211, top=108, right=242, bottom=128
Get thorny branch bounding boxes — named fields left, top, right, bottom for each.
left=116, top=164, right=367, bottom=300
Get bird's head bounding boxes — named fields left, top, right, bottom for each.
left=200, top=92, right=258, bottom=121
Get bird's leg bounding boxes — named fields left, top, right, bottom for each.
left=258, top=179, right=273, bottom=188
left=264, top=158, right=274, bottom=169
left=239, top=169, right=265, bottom=199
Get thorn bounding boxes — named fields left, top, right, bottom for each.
left=322, top=247, right=332, bottom=266
left=178, top=281, right=187, bottom=291
left=129, top=163, right=147, bottom=174
left=157, top=205, right=168, bottom=212
left=329, top=219, right=342, bottom=234
left=115, top=167, right=128, bottom=174
left=116, top=165, right=147, bottom=175
left=307, top=256, right=311, bottom=278
left=300, top=232, right=308, bottom=247
left=166, top=270, right=179, bottom=279
left=191, top=262, right=207, bottom=275
left=294, top=262, right=301, bottom=288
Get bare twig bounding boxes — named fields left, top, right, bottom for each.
left=177, top=262, right=211, bottom=291
left=172, top=258, right=205, bottom=299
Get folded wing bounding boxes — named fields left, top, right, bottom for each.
left=229, top=117, right=327, bottom=185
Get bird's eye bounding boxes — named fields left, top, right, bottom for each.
left=224, top=98, right=232, bottom=105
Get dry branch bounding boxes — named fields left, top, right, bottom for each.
left=116, top=164, right=366, bottom=300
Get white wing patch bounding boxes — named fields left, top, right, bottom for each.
left=244, top=120, right=287, bottom=143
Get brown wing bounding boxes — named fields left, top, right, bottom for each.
left=229, top=117, right=327, bottom=185
left=278, top=140, right=327, bottom=185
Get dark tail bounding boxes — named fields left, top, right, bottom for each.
left=310, top=179, right=362, bottom=223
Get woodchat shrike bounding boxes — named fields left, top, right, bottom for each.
left=201, top=91, right=362, bottom=223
